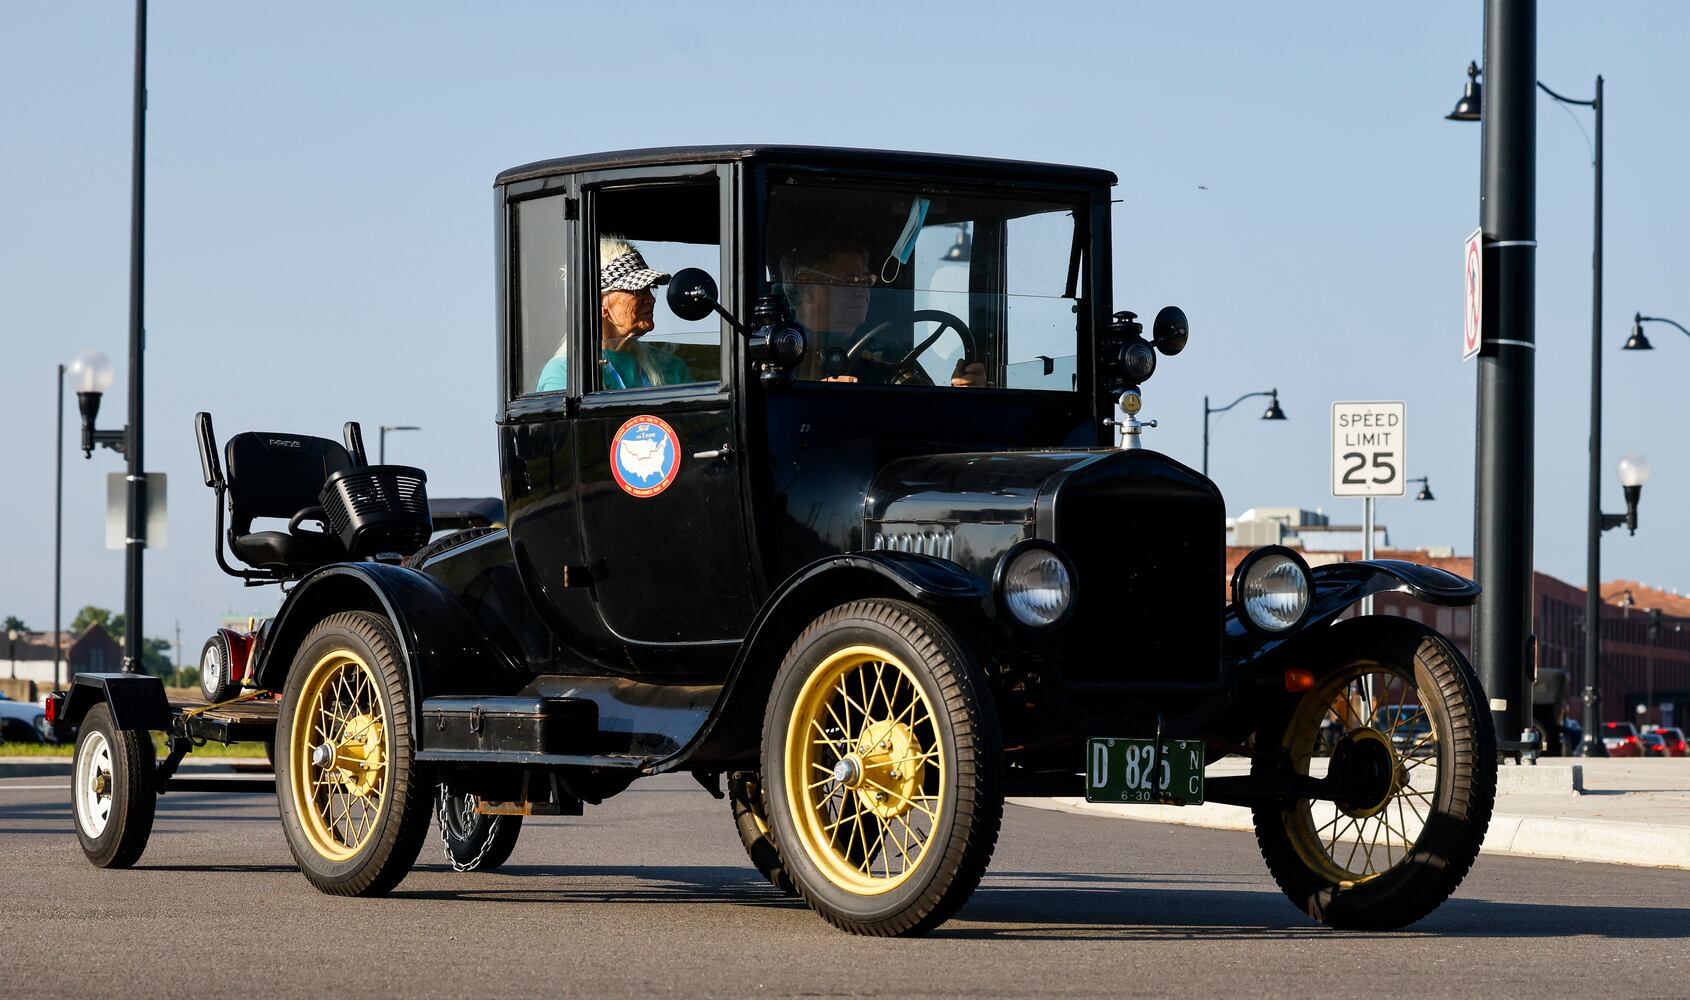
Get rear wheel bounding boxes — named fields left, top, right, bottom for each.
left=1251, top=617, right=1495, bottom=930
left=72, top=704, right=156, bottom=868
left=275, top=611, right=431, bottom=896
left=437, top=784, right=522, bottom=872
left=761, top=599, right=1002, bottom=936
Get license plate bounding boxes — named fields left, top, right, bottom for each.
left=1084, top=738, right=1205, bottom=805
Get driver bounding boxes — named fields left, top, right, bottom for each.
left=780, top=242, right=985, bottom=387
left=535, top=237, right=692, bottom=392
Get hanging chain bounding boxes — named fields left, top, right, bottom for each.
left=436, top=785, right=502, bottom=872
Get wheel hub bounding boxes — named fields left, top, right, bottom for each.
left=1329, top=728, right=1400, bottom=818
left=91, top=769, right=111, bottom=798
left=851, top=719, right=924, bottom=820
left=312, top=712, right=386, bottom=798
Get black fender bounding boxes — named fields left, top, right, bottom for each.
left=1225, top=559, right=1480, bottom=668
left=649, top=551, right=994, bottom=771
left=250, top=562, right=528, bottom=723
left=60, top=673, right=172, bottom=732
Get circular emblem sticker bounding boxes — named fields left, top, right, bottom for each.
left=610, top=415, right=680, bottom=499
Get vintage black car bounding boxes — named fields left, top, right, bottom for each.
left=59, top=145, right=1494, bottom=936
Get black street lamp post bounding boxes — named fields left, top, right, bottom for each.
left=1201, top=389, right=1285, bottom=479
left=1449, top=48, right=1625, bottom=756
left=1407, top=476, right=1436, bottom=502
left=7, top=629, right=17, bottom=681
left=54, top=364, right=64, bottom=691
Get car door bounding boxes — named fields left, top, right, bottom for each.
left=571, top=164, right=756, bottom=668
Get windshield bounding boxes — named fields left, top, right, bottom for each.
left=762, top=175, right=1086, bottom=391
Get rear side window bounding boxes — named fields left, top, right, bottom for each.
left=513, top=194, right=571, bottom=396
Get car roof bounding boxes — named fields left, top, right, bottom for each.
left=496, top=145, right=1118, bottom=188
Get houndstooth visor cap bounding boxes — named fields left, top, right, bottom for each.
left=600, top=248, right=671, bottom=294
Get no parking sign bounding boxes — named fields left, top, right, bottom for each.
left=1463, top=227, right=1482, bottom=361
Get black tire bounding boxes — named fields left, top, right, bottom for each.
left=275, top=611, right=432, bottom=896
left=72, top=703, right=156, bottom=868
left=760, top=599, right=1002, bottom=937
left=199, top=634, right=243, bottom=704
left=728, top=771, right=795, bottom=895
left=437, top=784, right=523, bottom=872
left=1251, top=616, right=1496, bottom=930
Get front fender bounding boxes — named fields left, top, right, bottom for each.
left=1226, top=559, right=1479, bottom=666
left=251, top=562, right=527, bottom=721
left=649, top=551, right=994, bottom=771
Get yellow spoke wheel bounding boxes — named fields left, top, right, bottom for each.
left=276, top=611, right=432, bottom=897
left=783, top=644, right=946, bottom=895
left=288, top=646, right=390, bottom=863
left=762, top=599, right=1003, bottom=937
left=1250, top=617, right=1495, bottom=931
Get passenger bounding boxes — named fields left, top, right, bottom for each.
left=536, top=237, right=691, bottom=392
left=780, top=241, right=985, bottom=387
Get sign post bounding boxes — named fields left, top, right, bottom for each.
left=1463, top=227, right=1483, bottom=361
left=1332, top=401, right=1406, bottom=615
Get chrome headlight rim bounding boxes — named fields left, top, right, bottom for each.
left=992, top=540, right=1077, bottom=632
left=1230, top=545, right=1313, bottom=637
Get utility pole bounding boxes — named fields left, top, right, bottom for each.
left=1471, top=0, right=1537, bottom=754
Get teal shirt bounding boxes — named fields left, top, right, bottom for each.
left=535, top=344, right=691, bottom=393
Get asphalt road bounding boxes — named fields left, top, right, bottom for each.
left=4, top=772, right=1688, bottom=998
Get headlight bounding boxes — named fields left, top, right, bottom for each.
left=1233, top=546, right=1312, bottom=634
left=996, top=543, right=1075, bottom=629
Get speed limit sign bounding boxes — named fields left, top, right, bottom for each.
left=1332, top=401, right=1405, bottom=497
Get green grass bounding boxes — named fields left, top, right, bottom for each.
left=1, top=736, right=270, bottom=758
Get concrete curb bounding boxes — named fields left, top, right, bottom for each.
left=1010, top=795, right=1690, bottom=871
left=0, top=757, right=269, bottom=779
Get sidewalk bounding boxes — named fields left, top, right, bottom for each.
left=1012, top=758, right=1690, bottom=871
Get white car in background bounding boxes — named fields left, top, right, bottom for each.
left=0, top=693, right=55, bottom=744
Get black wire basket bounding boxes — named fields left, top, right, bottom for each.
left=319, top=465, right=432, bottom=558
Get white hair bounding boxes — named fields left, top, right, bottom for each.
left=599, top=235, right=634, bottom=267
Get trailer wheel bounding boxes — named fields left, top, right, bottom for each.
left=761, top=599, right=1003, bottom=936
left=1251, top=617, right=1495, bottom=930
left=437, top=785, right=522, bottom=872
left=72, top=703, right=156, bottom=868
left=728, top=771, right=795, bottom=895
left=276, top=611, right=431, bottom=896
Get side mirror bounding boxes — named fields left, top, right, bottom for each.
left=667, top=268, right=719, bottom=322
left=1152, top=306, right=1189, bottom=356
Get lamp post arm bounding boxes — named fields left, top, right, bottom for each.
left=1205, top=389, right=1276, bottom=417
left=1535, top=80, right=1596, bottom=107
left=1639, top=315, right=1690, bottom=339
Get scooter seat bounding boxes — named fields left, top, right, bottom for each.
left=228, top=529, right=342, bottom=571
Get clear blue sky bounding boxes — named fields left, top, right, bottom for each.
left=3, top=1, right=1687, bottom=653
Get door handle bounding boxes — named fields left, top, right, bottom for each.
left=692, top=443, right=734, bottom=461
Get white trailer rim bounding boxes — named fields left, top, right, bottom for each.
left=75, top=729, right=114, bottom=839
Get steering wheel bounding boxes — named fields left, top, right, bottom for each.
left=840, top=309, right=980, bottom=386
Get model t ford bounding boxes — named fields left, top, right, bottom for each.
left=56, top=145, right=1494, bottom=936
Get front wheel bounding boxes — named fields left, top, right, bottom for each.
left=761, top=599, right=1003, bottom=936
left=1251, top=617, right=1496, bottom=930
left=71, top=703, right=156, bottom=868
left=275, top=611, right=432, bottom=896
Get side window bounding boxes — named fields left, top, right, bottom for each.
left=514, top=194, right=571, bottom=396
left=588, top=183, right=721, bottom=392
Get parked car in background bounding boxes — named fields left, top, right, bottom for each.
left=1640, top=733, right=1668, bottom=758
left=1643, top=726, right=1688, bottom=757
left=1601, top=721, right=1643, bottom=757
